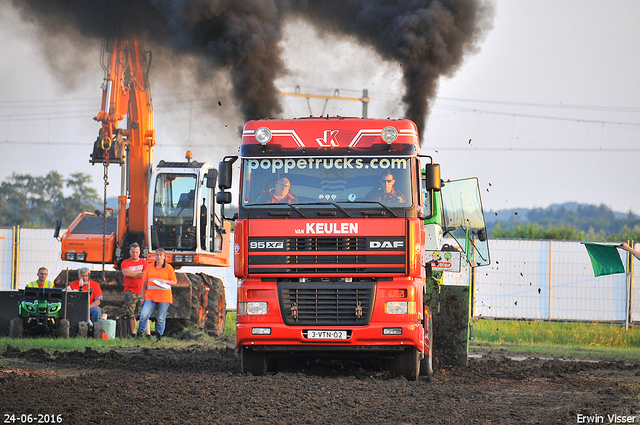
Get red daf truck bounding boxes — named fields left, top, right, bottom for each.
left=215, top=117, right=490, bottom=380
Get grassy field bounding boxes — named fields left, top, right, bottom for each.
left=1, top=314, right=638, bottom=362
left=471, top=319, right=640, bottom=361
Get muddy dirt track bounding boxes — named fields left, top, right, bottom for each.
left=1, top=337, right=639, bottom=425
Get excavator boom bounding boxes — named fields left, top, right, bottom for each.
left=57, top=34, right=231, bottom=337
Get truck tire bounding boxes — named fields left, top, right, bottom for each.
left=241, top=347, right=267, bottom=376
left=420, top=313, right=434, bottom=380
left=390, top=347, right=419, bottom=381
left=56, top=319, right=70, bottom=339
left=78, top=321, right=89, bottom=338
left=205, top=278, right=226, bottom=337
left=9, top=318, right=23, bottom=339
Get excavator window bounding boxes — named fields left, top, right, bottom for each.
left=151, top=174, right=198, bottom=251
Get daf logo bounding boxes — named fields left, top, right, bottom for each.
left=369, top=240, right=404, bottom=249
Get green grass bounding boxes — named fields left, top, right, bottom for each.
left=471, top=319, right=640, bottom=361
left=473, top=319, right=640, bottom=349
left=225, top=310, right=236, bottom=334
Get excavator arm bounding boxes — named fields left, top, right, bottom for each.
left=63, top=35, right=155, bottom=264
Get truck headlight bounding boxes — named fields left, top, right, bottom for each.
left=255, top=127, right=272, bottom=145
left=386, top=301, right=408, bottom=314
left=381, top=126, right=398, bottom=143
left=238, top=302, right=268, bottom=315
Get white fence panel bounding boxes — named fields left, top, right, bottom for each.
left=548, top=242, right=626, bottom=321
left=475, top=239, right=551, bottom=320
left=0, top=228, right=13, bottom=290
left=475, top=239, right=634, bottom=322
left=17, top=228, right=82, bottom=289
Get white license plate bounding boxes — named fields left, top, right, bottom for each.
left=307, top=330, right=347, bottom=340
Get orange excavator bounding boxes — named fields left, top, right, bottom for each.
left=56, top=34, right=231, bottom=336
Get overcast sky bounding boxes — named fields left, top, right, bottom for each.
left=1, top=0, right=639, bottom=215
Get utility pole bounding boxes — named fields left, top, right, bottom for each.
left=280, top=86, right=370, bottom=118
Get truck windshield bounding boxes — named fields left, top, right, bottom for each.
left=240, top=157, right=413, bottom=206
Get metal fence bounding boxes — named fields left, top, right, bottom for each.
left=475, top=239, right=639, bottom=324
left=1, top=227, right=638, bottom=323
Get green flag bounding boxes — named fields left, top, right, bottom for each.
left=582, top=243, right=625, bottom=277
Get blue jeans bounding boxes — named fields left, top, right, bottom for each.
left=138, top=300, right=170, bottom=336
left=90, top=306, right=102, bottom=324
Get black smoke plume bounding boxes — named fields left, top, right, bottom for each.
left=10, top=0, right=493, bottom=140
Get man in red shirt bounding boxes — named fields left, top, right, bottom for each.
left=121, top=242, right=149, bottom=338
left=256, top=177, right=297, bottom=204
left=69, top=267, right=103, bottom=323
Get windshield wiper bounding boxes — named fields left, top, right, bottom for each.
left=329, top=202, right=351, bottom=217
left=283, top=203, right=306, bottom=217
left=301, top=202, right=352, bottom=217
left=249, top=202, right=307, bottom=217
left=347, top=201, right=397, bottom=217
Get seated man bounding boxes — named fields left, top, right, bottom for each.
left=256, top=177, right=297, bottom=204
left=366, top=171, right=407, bottom=203
left=68, top=267, right=103, bottom=324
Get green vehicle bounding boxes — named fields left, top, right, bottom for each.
left=9, top=287, right=70, bottom=339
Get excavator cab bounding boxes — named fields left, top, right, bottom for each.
left=149, top=158, right=230, bottom=268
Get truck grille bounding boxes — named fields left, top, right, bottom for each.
left=249, top=236, right=406, bottom=275
left=278, top=282, right=374, bottom=326
left=287, top=237, right=366, bottom=251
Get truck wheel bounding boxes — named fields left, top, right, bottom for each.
left=56, top=319, right=70, bottom=339
left=78, top=321, right=89, bottom=338
left=420, top=313, right=434, bottom=380
left=241, top=347, right=267, bottom=376
left=93, top=322, right=104, bottom=339
left=205, top=280, right=226, bottom=337
left=9, top=318, right=23, bottom=339
left=391, top=347, right=419, bottom=381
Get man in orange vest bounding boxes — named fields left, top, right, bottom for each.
left=26, top=267, right=55, bottom=288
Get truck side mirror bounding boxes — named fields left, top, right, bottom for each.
left=425, top=163, right=441, bottom=191
left=218, top=157, right=237, bottom=190
left=206, top=169, right=218, bottom=189
left=53, top=219, right=62, bottom=239
left=216, top=191, right=232, bottom=205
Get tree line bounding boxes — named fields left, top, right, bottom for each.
left=489, top=203, right=640, bottom=241
left=0, top=172, right=100, bottom=228
left=2, top=172, right=639, bottom=242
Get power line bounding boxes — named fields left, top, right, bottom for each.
left=432, top=103, right=640, bottom=128
left=1, top=139, right=638, bottom=152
